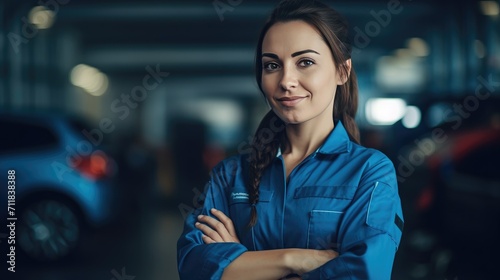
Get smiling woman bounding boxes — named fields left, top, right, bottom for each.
left=260, top=21, right=345, bottom=126
left=177, top=1, right=403, bottom=279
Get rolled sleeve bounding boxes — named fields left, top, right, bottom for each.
left=302, top=233, right=398, bottom=279
left=177, top=161, right=249, bottom=280
left=178, top=238, right=247, bottom=280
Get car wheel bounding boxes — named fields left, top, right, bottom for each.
left=18, top=199, right=81, bottom=261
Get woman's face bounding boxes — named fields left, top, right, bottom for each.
left=261, top=20, right=346, bottom=125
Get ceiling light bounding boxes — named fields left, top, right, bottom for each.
left=365, top=98, right=407, bottom=125
left=480, top=1, right=499, bottom=16
left=70, top=64, right=108, bottom=96
left=407, top=38, right=429, bottom=57
left=402, top=106, right=421, bottom=128
left=28, top=6, right=55, bottom=29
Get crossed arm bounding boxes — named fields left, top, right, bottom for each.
left=179, top=158, right=403, bottom=279
left=196, top=208, right=338, bottom=280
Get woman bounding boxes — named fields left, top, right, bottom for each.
left=177, top=0, right=403, bottom=279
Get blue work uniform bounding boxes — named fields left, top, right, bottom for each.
left=177, top=121, right=404, bottom=279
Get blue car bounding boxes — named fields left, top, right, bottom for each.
left=0, top=112, right=120, bottom=261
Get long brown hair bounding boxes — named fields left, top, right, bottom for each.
left=247, top=0, right=360, bottom=227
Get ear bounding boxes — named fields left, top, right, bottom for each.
left=336, top=59, right=352, bottom=85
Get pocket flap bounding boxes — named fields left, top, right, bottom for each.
left=294, top=185, right=356, bottom=200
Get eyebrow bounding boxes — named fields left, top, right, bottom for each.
left=261, top=49, right=320, bottom=59
left=292, top=49, right=320, bottom=57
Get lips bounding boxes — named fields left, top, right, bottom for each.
left=276, top=96, right=307, bottom=107
left=277, top=96, right=304, bottom=101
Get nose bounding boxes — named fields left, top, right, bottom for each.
left=279, top=66, right=298, bottom=91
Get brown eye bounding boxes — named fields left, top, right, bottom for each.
left=299, top=59, right=315, bottom=67
left=263, top=62, right=280, bottom=71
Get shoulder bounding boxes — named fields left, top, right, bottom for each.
left=209, top=154, right=248, bottom=187
left=350, top=142, right=391, bottom=164
left=346, top=144, right=403, bottom=244
left=211, top=154, right=246, bottom=174
left=349, top=142, right=397, bottom=188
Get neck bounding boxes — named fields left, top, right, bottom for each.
left=282, top=114, right=334, bottom=158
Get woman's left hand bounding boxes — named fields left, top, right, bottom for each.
left=196, top=208, right=240, bottom=244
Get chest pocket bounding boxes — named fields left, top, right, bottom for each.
left=294, top=185, right=356, bottom=250
left=228, top=188, right=274, bottom=249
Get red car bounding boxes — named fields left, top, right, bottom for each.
left=414, top=126, right=500, bottom=277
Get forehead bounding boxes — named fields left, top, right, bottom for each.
left=262, top=20, right=328, bottom=54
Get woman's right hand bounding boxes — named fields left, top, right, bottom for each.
left=285, top=249, right=338, bottom=275
left=196, top=208, right=240, bottom=244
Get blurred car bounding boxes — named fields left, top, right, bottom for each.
left=387, top=96, right=500, bottom=157
left=0, top=112, right=120, bottom=261
left=413, top=126, right=500, bottom=276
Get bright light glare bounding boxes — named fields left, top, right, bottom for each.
left=394, top=48, right=413, bottom=58
left=407, top=38, right=429, bottom=57
left=375, top=54, right=425, bottom=92
left=194, top=100, right=243, bottom=128
left=70, top=64, right=108, bottom=96
left=402, top=106, right=421, bottom=128
left=181, top=100, right=244, bottom=146
left=28, top=6, right=55, bottom=29
left=365, top=98, right=407, bottom=125
left=480, top=1, right=499, bottom=16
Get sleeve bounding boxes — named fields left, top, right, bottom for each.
left=302, top=157, right=404, bottom=280
left=176, top=162, right=248, bottom=280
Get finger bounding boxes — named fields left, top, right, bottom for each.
left=329, top=250, right=339, bottom=258
left=201, top=234, right=215, bottom=244
left=210, top=208, right=239, bottom=239
left=197, top=214, right=232, bottom=241
left=195, top=221, right=223, bottom=242
left=195, top=222, right=223, bottom=242
left=322, top=249, right=338, bottom=259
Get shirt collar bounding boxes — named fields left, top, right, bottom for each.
left=316, top=120, right=352, bottom=155
left=275, top=120, right=352, bottom=157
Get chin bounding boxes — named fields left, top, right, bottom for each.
left=275, top=111, right=304, bottom=125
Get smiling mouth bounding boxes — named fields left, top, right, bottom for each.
left=277, top=96, right=304, bottom=101
left=276, top=96, right=307, bottom=107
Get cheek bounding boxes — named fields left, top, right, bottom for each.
left=261, top=76, right=275, bottom=97
left=304, top=70, right=337, bottom=97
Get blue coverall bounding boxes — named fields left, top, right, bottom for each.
left=177, top=121, right=404, bottom=279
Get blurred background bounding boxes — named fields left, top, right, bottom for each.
left=0, top=0, right=499, bottom=279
